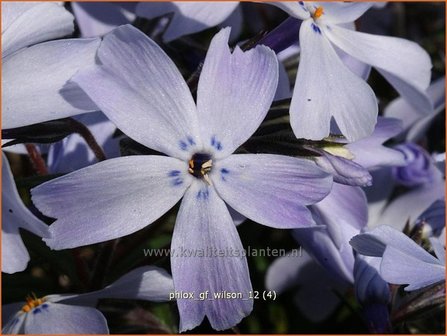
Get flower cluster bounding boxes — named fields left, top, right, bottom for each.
left=2, top=1, right=445, bottom=334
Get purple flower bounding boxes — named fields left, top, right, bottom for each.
left=2, top=152, right=50, bottom=274
left=350, top=225, right=445, bottom=291
left=2, top=266, right=173, bottom=334
left=31, top=25, right=332, bottom=331
left=2, top=2, right=100, bottom=129
left=392, top=143, right=437, bottom=187
left=270, top=2, right=431, bottom=141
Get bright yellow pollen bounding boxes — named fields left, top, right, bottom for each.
left=21, top=294, right=45, bottom=313
left=313, top=6, right=324, bottom=19
left=323, top=145, right=355, bottom=160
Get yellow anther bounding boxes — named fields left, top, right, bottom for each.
left=313, top=6, right=324, bottom=19
left=323, top=145, right=354, bottom=160
left=21, top=294, right=45, bottom=313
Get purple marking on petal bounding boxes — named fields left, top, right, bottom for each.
left=196, top=189, right=210, bottom=200
left=299, top=1, right=308, bottom=11
left=168, top=170, right=184, bottom=186
left=220, top=168, right=230, bottom=181
left=210, top=135, right=223, bottom=151
left=179, top=140, right=188, bottom=151
left=311, top=23, right=321, bottom=34
left=179, top=136, right=197, bottom=151
left=187, top=136, right=196, bottom=146
left=168, top=170, right=181, bottom=177
left=173, top=178, right=183, bottom=186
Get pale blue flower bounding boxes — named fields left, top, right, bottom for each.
left=385, top=77, right=446, bottom=142
left=2, top=266, right=173, bottom=334
left=369, top=160, right=444, bottom=231
left=2, top=152, right=50, bottom=274
left=31, top=25, right=332, bottom=331
left=351, top=225, right=445, bottom=291
left=267, top=183, right=390, bottom=325
left=72, top=2, right=136, bottom=38
left=311, top=117, right=405, bottom=186
left=2, top=1, right=99, bottom=129
left=47, top=112, right=121, bottom=173
left=392, top=143, right=438, bottom=187
left=270, top=1, right=432, bottom=141
left=266, top=252, right=348, bottom=322
left=135, top=2, right=240, bottom=42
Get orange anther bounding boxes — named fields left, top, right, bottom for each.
left=314, top=6, right=324, bottom=19
left=21, top=295, right=45, bottom=312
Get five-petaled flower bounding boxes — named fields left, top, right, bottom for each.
left=2, top=152, right=50, bottom=274
left=31, top=25, right=332, bottom=331
left=271, top=1, right=432, bottom=142
left=2, top=266, right=174, bottom=334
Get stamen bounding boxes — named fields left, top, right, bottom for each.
left=21, top=293, right=45, bottom=313
left=203, top=174, right=212, bottom=186
left=313, top=6, right=324, bottom=19
left=188, top=153, right=213, bottom=185
left=323, top=145, right=355, bottom=160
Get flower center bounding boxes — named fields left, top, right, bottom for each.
left=312, top=6, right=324, bottom=19
left=21, top=294, right=45, bottom=313
left=188, top=153, right=213, bottom=184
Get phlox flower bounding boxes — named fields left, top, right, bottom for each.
left=416, top=200, right=445, bottom=239
left=353, top=256, right=392, bottom=333
left=47, top=112, right=121, bottom=173
left=392, top=143, right=438, bottom=187
left=267, top=183, right=390, bottom=324
left=270, top=1, right=432, bottom=141
left=2, top=266, right=173, bottom=334
left=72, top=2, right=136, bottom=38
left=135, top=2, right=240, bottom=42
left=2, top=152, right=50, bottom=274
left=367, top=152, right=445, bottom=231
left=2, top=1, right=99, bottom=129
left=31, top=25, right=332, bottom=331
left=385, top=77, right=446, bottom=142
left=266, top=252, right=348, bottom=322
left=350, top=225, right=445, bottom=291
left=295, top=183, right=369, bottom=284
left=311, top=117, right=406, bottom=187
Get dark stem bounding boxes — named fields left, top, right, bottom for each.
left=25, top=144, right=48, bottom=175
left=66, top=118, right=107, bottom=162
left=71, top=249, right=91, bottom=291
left=89, top=239, right=120, bottom=290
